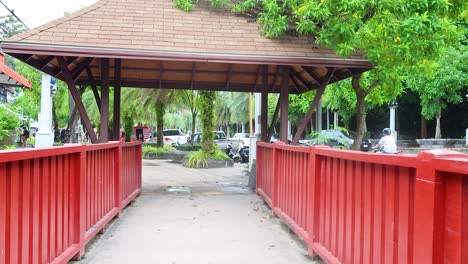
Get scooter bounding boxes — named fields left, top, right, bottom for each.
left=224, top=142, right=235, bottom=158
left=232, top=142, right=249, bottom=163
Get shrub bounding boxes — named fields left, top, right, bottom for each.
left=142, top=145, right=173, bottom=155
left=175, top=144, right=202, bottom=152
left=186, top=150, right=229, bottom=168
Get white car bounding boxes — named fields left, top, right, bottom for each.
left=163, top=129, right=188, bottom=146
left=231, top=132, right=251, bottom=147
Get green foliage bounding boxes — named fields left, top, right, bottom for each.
left=175, top=0, right=195, bottom=11
left=11, top=61, right=41, bottom=120
left=311, top=128, right=352, bottom=149
left=407, top=46, right=468, bottom=120
left=0, top=15, right=26, bottom=39
left=176, top=144, right=202, bottom=151
left=0, top=105, right=19, bottom=141
left=199, top=90, right=217, bottom=153
left=210, top=0, right=229, bottom=8
left=257, top=0, right=289, bottom=37
left=52, top=82, right=70, bottom=128
left=142, top=145, right=173, bottom=155
left=186, top=150, right=230, bottom=168
left=2, top=145, right=16, bottom=150
left=26, top=136, right=35, bottom=147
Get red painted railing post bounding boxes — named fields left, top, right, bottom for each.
left=307, top=146, right=320, bottom=255
left=414, top=150, right=468, bottom=264
left=73, top=145, right=87, bottom=260
left=413, top=150, right=449, bottom=263
left=115, top=143, right=122, bottom=215
left=137, top=143, right=142, bottom=190
left=272, top=144, right=279, bottom=210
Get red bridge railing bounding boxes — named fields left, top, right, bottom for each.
left=0, top=142, right=142, bottom=264
left=257, top=142, right=468, bottom=264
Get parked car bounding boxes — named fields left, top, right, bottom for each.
left=191, top=131, right=227, bottom=144
left=311, top=129, right=354, bottom=148
left=231, top=132, right=250, bottom=147
left=162, top=129, right=188, bottom=146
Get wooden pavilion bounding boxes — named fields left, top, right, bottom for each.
left=1, top=0, right=372, bottom=144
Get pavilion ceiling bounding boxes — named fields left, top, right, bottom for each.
left=7, top=52, right=369, bottom=94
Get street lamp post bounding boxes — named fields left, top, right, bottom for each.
left=388, top=100, right=398, bottom=139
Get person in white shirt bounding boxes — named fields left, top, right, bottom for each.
left=374, top=128, right=397, bottom=154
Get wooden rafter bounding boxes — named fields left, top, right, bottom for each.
left=291, top=68, right=314, bottom=88
left=190, top=62, right=196, bottom=89
left=252, top=65, right=262, bottom=92
left=39, top=56, right=55, bottom=70
left=86, top=67, right=101, bottom=111
left=289, top=72, right=304, bottom=94
left=57, top=56, right=98, bottom=144
left=71, top=57, right=95, bottom=81
left=303, top=66, right=321, bottom=84
left=226, top=64, right=233, bottom=91
left=291, top=67, right=336, bottom=145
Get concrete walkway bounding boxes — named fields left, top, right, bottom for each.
left=73, top=159, right=321, bottom=264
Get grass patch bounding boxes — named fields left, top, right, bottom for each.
left=143, top=145, right=174, bottom=155
left=186, top=150, right=229, bottom=168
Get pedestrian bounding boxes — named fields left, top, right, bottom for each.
left=21, top=126, right=29, bottom=148
left=120, top=131, right=126, bottom=142
left=60, top=128, right=66, bottom=143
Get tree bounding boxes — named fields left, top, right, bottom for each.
left=322, top=80, right=356, bottom=129
left=0, top=15, right=26, bottom=39
left=180, top=90, right=200, bottom=135
left=407, top=46, right=468, bottom=138
left=178, top=0, right=465, bottom=148
left=0, top=104, right=19, bottom=141
left=199, top=90, right=217, bottom=153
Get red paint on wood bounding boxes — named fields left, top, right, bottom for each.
left=0, top=142, right=141, bottom=264
left=256, top=142, right=468, bottom=264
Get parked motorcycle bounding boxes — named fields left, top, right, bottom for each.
left=232, top=142, right=249, bottom=163
left=224, top=142, right=235, bottom=158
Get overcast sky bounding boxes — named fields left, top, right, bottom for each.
left=0, top=0, right=98, bottom=29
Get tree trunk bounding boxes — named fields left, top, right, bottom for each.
left=351, top=75, right=367, bottom=150
left=353, top=92, right=367, bottom=150
left=199, top=91, right=216, bottom=153
left=435, top=106, right=442, bottom=139
left=155, top=101, right=165, bottom=147
left=420, top=116, right=427, bottom=139
left=191, top=111, right=197, bottom=138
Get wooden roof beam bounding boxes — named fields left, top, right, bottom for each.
left=85, top=66, right=101, bottom=112
left=226, top=64, right=233, bottom=91
left=292, top=67, right=335, bottom=145
left=57, top=56, right=98, bottom=144
left=71, top=57, right=95, bottom=81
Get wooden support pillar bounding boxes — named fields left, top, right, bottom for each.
left=279, top=66, right=289, bottom=143
left=100, top=58, right=110, bottom=143
left=57, top=57, right=98, bottom=144
left=268, top=95, right=280, bottom=142
left=291, top=67, right=335, bottom=145
left=86, top=67, right=101, bottom=112
left=261, top=65, right=269, bottom=142
left=113, top=59, right=121, bottom=141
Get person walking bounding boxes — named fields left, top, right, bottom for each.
left=21, top=126, right=30, bottom=148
